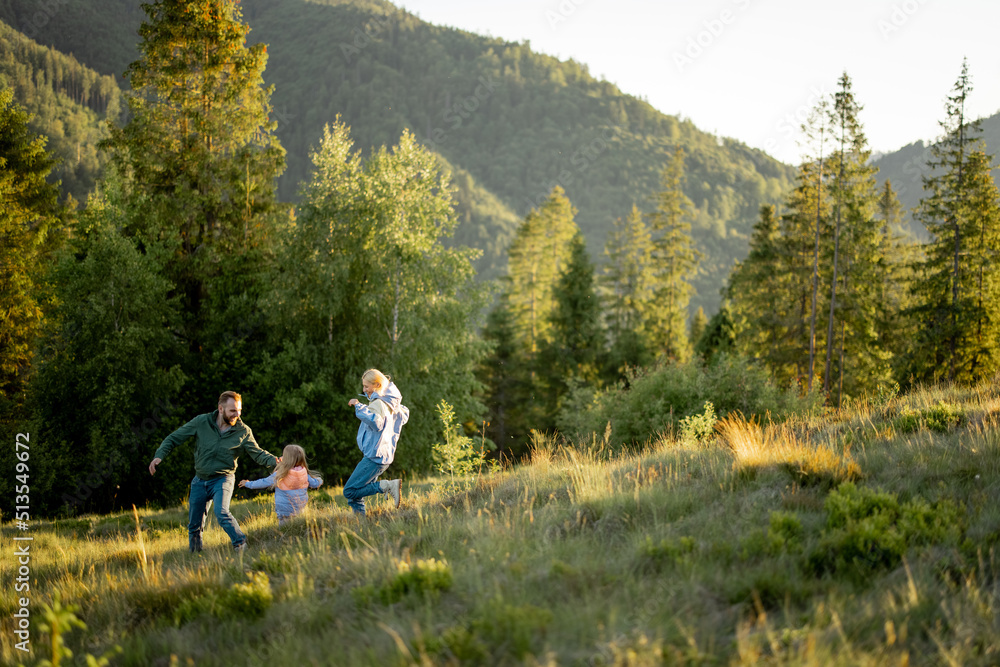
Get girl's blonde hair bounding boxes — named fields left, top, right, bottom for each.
left=274, top=444, right=323, bottom=484
left=362, top=368, right=390, bottom=392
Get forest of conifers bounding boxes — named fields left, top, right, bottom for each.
left=2, top=0, right=1000, bottom=518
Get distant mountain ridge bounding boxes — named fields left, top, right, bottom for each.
left=0, top=0, right=799, bottom=314
left=873, top=111, right=1000, bottom=239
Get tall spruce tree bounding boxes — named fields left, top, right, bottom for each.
left=800, top=99, right=831, bottom=391
left=645, top=147, right=701, bottom=362
left=778, top=165, right=829, bottom=386
left=729, top=202, right=809, bottom=384
left=823, top=73, right=889, bottom=404
left=961, top=150, right=1000, bottom=378
left=103, top=0, right=286, bottom=390
left=480, top=291, right=523, bottom=457
left=488, top=186, right=579, bottom=449
left=505, top=186, right=579, bottom=361
left=543, top=231, right=604, bottom=415
left=601, top=204, right=655, bottom=378
left=689, top=306, right=708, bottom=351
left=910, top=59, right=1000, bottom=384
left=875, top=180, right=919, bottom=382
left=0, top=88, right=61, bottom=415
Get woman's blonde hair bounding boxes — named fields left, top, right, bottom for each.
left=273, top=444, right=323, bottom=484
left=361, top=368, right=390, bottom=392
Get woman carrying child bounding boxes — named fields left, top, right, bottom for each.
left=239, top=444, right=323, bottom=524
left=344, top=368, right=409, bottom=516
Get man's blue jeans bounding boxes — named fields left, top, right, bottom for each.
left=343, top=457, right=389, bottom=515
left=188, top=474, right=244, bottom=550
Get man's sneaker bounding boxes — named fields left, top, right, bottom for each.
left=382, top=478, right=402, bottom=509
left=233, top=542, right=246, bottom=556
left=189, top=535, right=202, bottom=553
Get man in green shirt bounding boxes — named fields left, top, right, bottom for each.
left=149, top=391, right=279, bottom=553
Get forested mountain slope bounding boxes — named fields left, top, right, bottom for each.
left=1, top=0, right=799, bottom=313
left=0, top=19, right=122, bottom=202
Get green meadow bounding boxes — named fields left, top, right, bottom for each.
left=3, top=381, right=1000, bottom=666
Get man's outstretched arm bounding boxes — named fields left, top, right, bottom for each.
left=149, top=415, right=202, bottom=475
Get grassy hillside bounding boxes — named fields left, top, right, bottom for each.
left=0, top=0, right=798, bottom=314
left=873, top=111, right=1000, bottom=240
left=3, top=382, right=999, bottom=665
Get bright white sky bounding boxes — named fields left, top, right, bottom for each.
left=398, top=0, right=1000, bottom=165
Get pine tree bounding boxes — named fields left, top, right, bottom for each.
left=600, top=204, right=655, bottom=378
left=958, top=149, right=1000, bottom=378
left=480, top=291, right=523, bottom=457
left=0, top=87, right=61, bottom=412
left=875, top=180, right=919, bottom=381
left=103, top=0, right=286, bottom=375
left=543, top=231, right=604, bottom=415
left=909, top=59, right=1000, bottom=384
left=729, top=202, right=810, bottom=384
left=645, top=147, right=701, bottom=362
left=506, top=186, right=579, bottom=361
left=689, top=306, right=708, bottom=350
left=486, top=186, right=579, bottom=449
left=823, top=73, right=889, bottom=404
left=107, top=0, right=285, bottom=247
left=800, top=98, right=831, bottom=391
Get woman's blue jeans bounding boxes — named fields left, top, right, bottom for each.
left=187, top=474, right=244, bottom=550
left=343, top=457, right=390, bottom=515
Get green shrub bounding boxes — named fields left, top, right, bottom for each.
left=767, top=511, right=805, bottom=554
left=219, top=572, right=272, bottom=620
left=378, top=558, right=453, bottom=604
left=638, top=535, right=697, bottom=571
left=37, top=592, right=122, bottom=667
left=471, top=599, right=554, bottom=660
left=559, top=356, right=822, bottom=449
left=433, top=400, right=490, bottom=493
left=252, top=550, right=295, bottom=576
left=723, top=565, right=814, bottom=609
left=148, top=573, right=272, bottom=626
left=891, top=407, right=920, bottom=433
left=424, top=625, right=489, bottom=663
left=808, top=483, right=965, bottom=580
left=679, top=401, right=717, bottom=444
left=892, top=402, right=965, bottom=434
left=922, top=402, right=965, bottom=432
